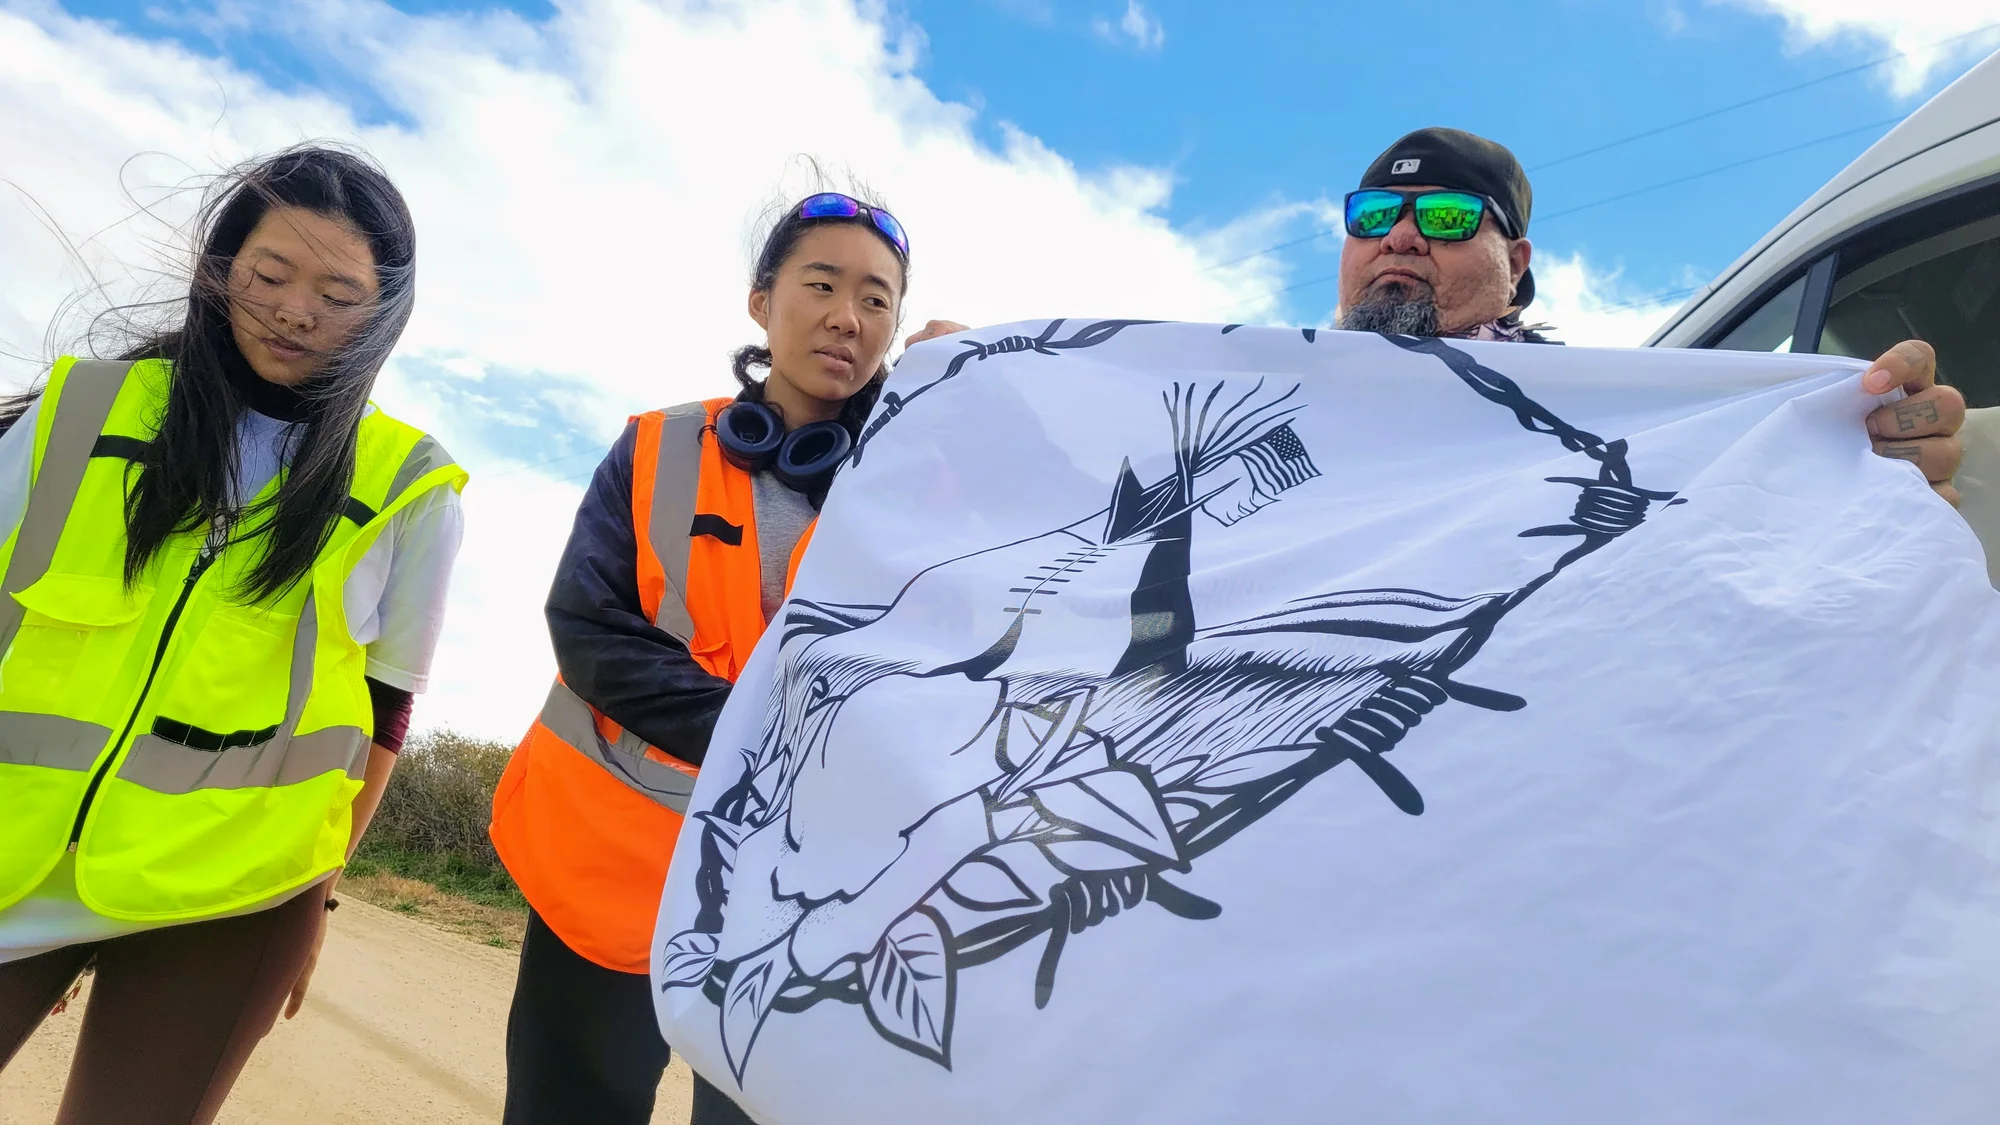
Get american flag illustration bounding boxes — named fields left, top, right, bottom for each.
left=1237, top=422, right=1320, bottom=495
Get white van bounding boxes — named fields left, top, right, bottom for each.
left=1647, top=47, right=2000, bottom=584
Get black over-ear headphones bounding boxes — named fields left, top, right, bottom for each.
left=713, top=400, right=853, bottom=494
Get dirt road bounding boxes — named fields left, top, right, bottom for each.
left=0, top=897, right=694, bottom=1124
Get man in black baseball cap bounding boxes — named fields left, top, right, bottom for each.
left=1336, top=127, right=1549, bottom=342
left=1335, top=125, right=1966, bottom=504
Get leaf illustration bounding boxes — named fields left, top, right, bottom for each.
left=720, top=938, right=789, bottom=1082
left=1186, top=741, right=1321, bottom=791
left=659, top=930, right=719, bottom=991
left=942, top=855, right=1041, bottom=912
left=1029, top=765, right=1179, bottom=864
left=1148, top=753, right=1208, bottom=789
left=862, top=907, right=956, bottom=1067
left=1032, top=733, right=1114, bottom=791
left=1163, top=794, right=1211, bottom=826
left=1042, top=837, right=1151, bottom=875
left=994, top=691, right=1095, bottom=803
left=992, top=703, right=1044, bottom=773
left=986, top=798, right=1046, bottom=842
left=955, top=911, right=1053, bottom=964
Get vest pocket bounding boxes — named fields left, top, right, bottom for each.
left=2, top=574, right=153, bottom=722
left=149, top=604, right=299, bottom=739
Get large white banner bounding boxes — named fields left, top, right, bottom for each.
left=652, top=321, right=2000, bottom=1124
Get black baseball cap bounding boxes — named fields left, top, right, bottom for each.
left=1359, top=127, right=1535, bottom=310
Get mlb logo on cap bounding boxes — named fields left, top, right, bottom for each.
left=1391, top=159, right=1421, bottom=175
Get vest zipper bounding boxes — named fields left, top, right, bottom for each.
left=67, top=541, right=220, bottom=851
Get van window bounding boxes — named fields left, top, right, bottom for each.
left=1711, top=274, right=1805, bottom=353
left=1818, top=207, right=2000, bottom=407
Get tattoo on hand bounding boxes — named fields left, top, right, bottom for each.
left=1881, top=443, right=1924, bottom=464
left=1892, top=399, right=1941, bottom=433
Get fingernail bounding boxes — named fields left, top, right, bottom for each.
left=1862, top=370, right=1888, bottom=394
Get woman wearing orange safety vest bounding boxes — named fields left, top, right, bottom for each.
left=0, top=147, right=465, bottom=1125
left=489, top=185, right=945, bottom=1124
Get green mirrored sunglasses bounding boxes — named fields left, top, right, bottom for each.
left=1343, top=189, right=1516, bottom=243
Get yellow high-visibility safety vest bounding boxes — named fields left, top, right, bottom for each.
left=0, top=357, right=467, bottom=923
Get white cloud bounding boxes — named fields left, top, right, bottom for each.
left=1524, top=253, right=1695, bottom=347
left=1713, top=0, right=2000, bottom=95
left=1295, top=234, right=1694, bottom=348
left=1092, top=0, right=1165, bottom=52
left=0, top=0, right=1272, bottom=741
left=1301, top=251, right=1693, bottom=346
left=0, top=1, right=1714, bottom=747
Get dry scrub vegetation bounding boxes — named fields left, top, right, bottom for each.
left=343, top=730, right=528, bottom=947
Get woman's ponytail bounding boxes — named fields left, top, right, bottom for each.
left=731, top=344, right=773, bottom=397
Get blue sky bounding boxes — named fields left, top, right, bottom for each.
left=47, top=0, right=1997, bottom=328
left=903, top=0, right=1991, bottom=321
left=3, top=0, right=1994, bottom=735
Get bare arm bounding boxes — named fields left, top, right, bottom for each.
left=343, top=743, right=399, bottom=866
left=284, top=748, right=399, bottom=1020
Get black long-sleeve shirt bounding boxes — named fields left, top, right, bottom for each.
left=545, top=422, right=732, bottom=765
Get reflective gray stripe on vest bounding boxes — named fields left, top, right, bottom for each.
left=538, top=679, right=696, bottom=813
left=0, top=712, right=113, bottom=771
left=0, top=361, right=133, bottom=654
left=116, top=725, right=366, bottom=794
left=648, top=402, right=708, bottom=644
left=116, top=597, right=369, bottom=795
left=526, top=405, right=706, bottom=811
left=388, top=434, right=453, bottom=501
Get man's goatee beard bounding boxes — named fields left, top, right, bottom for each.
left=1337, top=290, right=1442, bottom=337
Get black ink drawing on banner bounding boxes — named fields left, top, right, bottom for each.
left=660, top=321, right=1680, bottom=1081
left=852, top=319, right=1158, bottom=466
left=1221, top=323, right=1315, bottom=342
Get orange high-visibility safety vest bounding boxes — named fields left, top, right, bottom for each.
left=490, top=398, right=815, bottom=973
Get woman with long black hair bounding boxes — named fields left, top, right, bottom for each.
left=490, top=184, right=921, bottom=1123
left=0, top=145, right=465, bottom=1124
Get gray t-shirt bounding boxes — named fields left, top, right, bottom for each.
left=751, top=470, right=817, bottom=621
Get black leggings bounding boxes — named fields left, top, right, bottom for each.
left=503, top=908, right=755, bottom=1124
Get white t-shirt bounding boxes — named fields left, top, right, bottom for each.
left=0, top=397, right=464, bottom=963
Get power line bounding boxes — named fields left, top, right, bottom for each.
left=1208, top=24, right=1995, bottom=277
left=1207, top=229, right=1332, bottom=272
left=1593, top=285, right=1701, bottom=313
left=1271, top=115, right=1899, bottom=300
left=1269, top=269, right=1341, bottom=297
left=1534, top=115, right=1903, bottom=224
left=1527, top=21, right=1999, bottom=173
left=480, top=444, right=607, bottom=482
left=552, top=464, right=608, bottom=488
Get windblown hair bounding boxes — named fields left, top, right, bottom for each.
left=730, top=170, right=908, bottom=443
left=4, top=145, right=417, bottom=602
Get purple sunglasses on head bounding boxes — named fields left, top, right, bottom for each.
left=798, top=192, right=909, bottom=258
